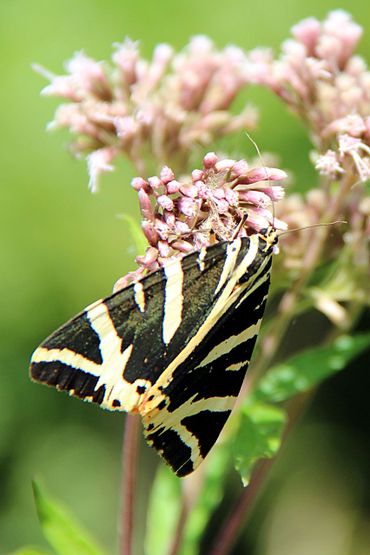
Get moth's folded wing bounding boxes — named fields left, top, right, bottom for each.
left=29, top=240, right=233, bottom=411
left=142, top=253, right=272, bottom=476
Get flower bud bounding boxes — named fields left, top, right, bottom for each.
left=157, top=195, right=174, bottom=211
left=166, top=180, right=181, bottom=194
left=178, top=197, right=197, bottom=217
left=231, top=159, right=249, bottom=177
left=148, top=176, right=162, bottom=190
left=180, top=183, right=199, bottom=198
left=131, top=177, right=148, bottom=191
left=192, top=169, right=204, bottom=182
left=160, top=166, right=175, bottom=184
left=203, top=152, right=218, bottom=168
left=138, top=189, right=155, bottom=220
left=158, top=240, right=171, bottom=257
left=171, top=240, right=194, bottom=253
left=141, top=222, right=159, bottom=245
left=239, top=190, right=272, bottom=207
left=243, top=167, right=287, bottom=183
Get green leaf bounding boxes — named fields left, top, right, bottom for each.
left=233, top=401, right=286, bottom=486
left=119, top=213, right=147, bottom=255
left=181, top=442, right=231, bottom=555
left=32, top=480, right=105, bottom=555
left=145, top=465, right=182, bottom=555
left=254, top=333, right=370, bottom=403
left=232, top=333, right=370, bottom=486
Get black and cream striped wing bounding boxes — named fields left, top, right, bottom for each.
left=31, top=240, right=237, bottom=411
left=30, top=232, right=274, bottom=476
left=141, top=234, right=273, bottom=475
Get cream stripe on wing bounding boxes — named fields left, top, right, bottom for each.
left=86, top=302, right=123, bottom=362
left=197, top=247, right=207, bottom=272
left=226, top=361, right=247, bottom=372
left=162, top=260, right=184, bottom=345
left=85, top=302, right=138, bottom=409
left=234, top=258, right=271, bottom=310
left=31, top=347, right=102, bottom=376
left=142, top=394, right=236, bottom=431
left=134, top=282, right=146, bottom=313
left=32, top=301, right=140, bottom=411
left=214, top=239, right=241, bottom=295
left=175, top=395, right=236, bottom=470
left=197, top=322, right=260, bottom=368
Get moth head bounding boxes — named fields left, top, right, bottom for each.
left=258, top=226, right=279, bottom=253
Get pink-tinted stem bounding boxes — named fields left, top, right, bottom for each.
left=119, top=414, right=140, bottom=555
left=167, top=499, right=189, bottom=555
left=207, top=459, right=271, bottom=555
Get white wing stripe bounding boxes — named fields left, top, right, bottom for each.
left=31, top=347, right=102, bottom=376
left=197, top=322, right=260, bottom=368
left=134, top=282, right=146, bottom=313
left=162, top=260, right=184, bottom=345
left=214, top=239, right=241, bottom=295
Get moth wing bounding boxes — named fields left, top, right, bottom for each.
left=141, top=241, right=273, bottom=476
left=30, top=240, right=234, bottom=411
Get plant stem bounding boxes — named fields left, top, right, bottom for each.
left=167, top=498, right=190, bottom=555
left=167, top=466, right=207, bottom=555
left=207, top=459, right=271, bottom=555
left=119, top=414, right=141, bottom=555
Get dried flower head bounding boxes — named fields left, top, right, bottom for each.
left=247, top=11, right=370, bottom=183
left=34, top=37, right=258, bottom=191
left=274, top=183, right=370, bottom=309
left=114, top=153, right=287, bottom=290
left=275, top=189, right=329, bottom=272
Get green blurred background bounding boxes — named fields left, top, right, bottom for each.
left=1, top=1, right=369, bottom=553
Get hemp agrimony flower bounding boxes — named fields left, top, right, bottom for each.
left=248, top=10, right=370, bottom=183
left=114, top=152, right=287, bottom=289
left=34, top=37, right=258, bottom=192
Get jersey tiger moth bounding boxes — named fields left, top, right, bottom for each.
left=30, top=228, right=277, bottom=476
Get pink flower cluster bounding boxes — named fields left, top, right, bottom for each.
left=114, top=153, right=287, bottom=289
left=248, top=11, right=370, bottom=182
left=34, top=37, right=257, bottom=192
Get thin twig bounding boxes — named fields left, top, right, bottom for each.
left=167, top=497, right=190, bottom=555
left=119, top=414, right=141, bottom=555
left=167, top=465, right=208, bottom=555
left=207, top=459, right=271, bottom=555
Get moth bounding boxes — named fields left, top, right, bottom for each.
left=30, top=228, right=277, bottom=476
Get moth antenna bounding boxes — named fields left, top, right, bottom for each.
left=278, top=220, right=347, bottom=237
left=245, top=132, right=265, bottom=171
left=245, top=132, right=276, bottom=229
